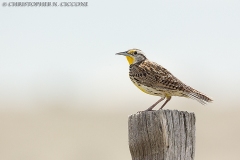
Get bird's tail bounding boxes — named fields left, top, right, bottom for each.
left=183, top=87, right=213, bottom=105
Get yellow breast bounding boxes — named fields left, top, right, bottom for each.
left=133, top=83, right=150, bottom=94
left=131, top=80, right=167, bottom=97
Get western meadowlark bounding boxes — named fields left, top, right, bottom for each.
left=116, top=48, right=213, bottom=111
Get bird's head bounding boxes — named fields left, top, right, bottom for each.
left=116, top=49, right=147, bottom=65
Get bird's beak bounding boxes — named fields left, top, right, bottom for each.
left=115, top=51, right=130, bottom=56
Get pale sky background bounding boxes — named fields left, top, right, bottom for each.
left=1, top=0, right=240, bottom=111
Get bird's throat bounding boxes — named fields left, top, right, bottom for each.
left=126, top=56, right=134, bottom=65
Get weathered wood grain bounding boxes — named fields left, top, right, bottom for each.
left=128, top=110, right=195, bottom=160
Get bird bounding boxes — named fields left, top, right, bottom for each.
left=116, top=48, right=213, bottom=111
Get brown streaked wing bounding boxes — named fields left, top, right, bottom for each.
left=130, top=60, right=187, bottom=91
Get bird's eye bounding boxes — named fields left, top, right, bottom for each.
left=133, top=51, right=137, bottom=55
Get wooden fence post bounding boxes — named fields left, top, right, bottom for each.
left=128, top=110, right=195, bottom=160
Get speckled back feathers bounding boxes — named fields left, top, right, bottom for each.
left=129, top=59, right=212, bottom=104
